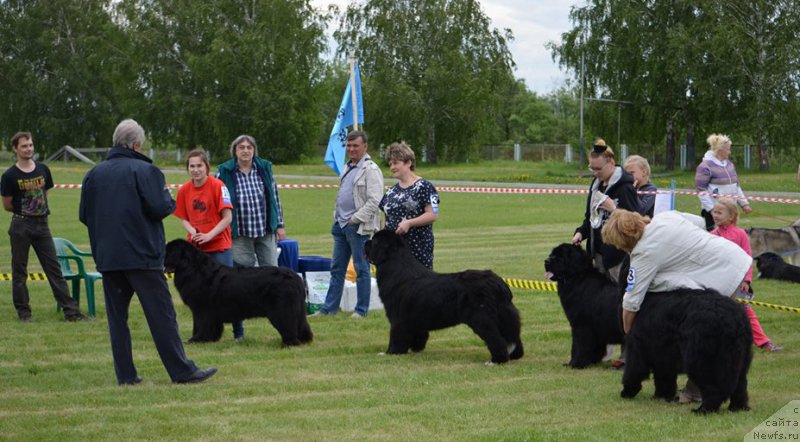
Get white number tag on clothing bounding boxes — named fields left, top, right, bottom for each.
left=625, top=267, right=636, bottom=292
left=430, top=194, right=439, bottom=214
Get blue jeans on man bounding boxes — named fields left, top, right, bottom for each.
left=321, top=222, right=371, bottom=316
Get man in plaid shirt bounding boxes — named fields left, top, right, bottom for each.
left=216, top=135, right=286, bottom=339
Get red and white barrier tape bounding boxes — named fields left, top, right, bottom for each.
left=52, top=183, right=339, bottom=190
left=50, top=183, right=800, bottom=204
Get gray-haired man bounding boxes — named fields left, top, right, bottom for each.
left=216, top=135, right=286, bottom=268
left=80, top=118, right=216, bottom=385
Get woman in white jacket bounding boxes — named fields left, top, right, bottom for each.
left=601, top=209, right=752, bottom=334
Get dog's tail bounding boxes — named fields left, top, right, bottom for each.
left=294, top=278, right=314, bottom=344
left=494, top=278, right=524, bottom=360
left=298, top=317, right=314, bottom=344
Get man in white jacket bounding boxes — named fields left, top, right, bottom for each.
left=601, top=210, right=752, bottom=334
left=315, top=130, right=383, bottom=318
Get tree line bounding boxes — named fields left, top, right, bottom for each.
left=550, top=0, right=800, bottom=170
left=2, top=1, right=798, bottom=169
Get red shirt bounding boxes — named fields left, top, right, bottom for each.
left=174, top=177, right=233, bottom=253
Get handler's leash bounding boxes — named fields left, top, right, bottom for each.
left=746, top=207, right=799, bottom=227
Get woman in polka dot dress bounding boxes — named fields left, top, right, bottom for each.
left=379, top=142, right=440, bottom=269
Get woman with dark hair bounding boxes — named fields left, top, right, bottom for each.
left=379, top=142, right=439, bottom=269
left=571, top=138, right=638, bottom=283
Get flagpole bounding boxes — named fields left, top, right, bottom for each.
left=348, top=55, right=359, bottom=131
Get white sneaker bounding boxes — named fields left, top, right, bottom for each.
left=602, top=345, right=616, bottom=362
left=350, top=312, right=364, bottom=319
left=308, top=311, right=325, bottom=317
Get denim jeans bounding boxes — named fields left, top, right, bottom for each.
left=232, top=234, right=278, bottom=267
left=207, top=249, right=243, bottom=339
left=322, top=222, right=371, bottom=316
left=8, top=216, right=81, bottom=318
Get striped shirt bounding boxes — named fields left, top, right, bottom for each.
left=234, top=165, right=284, bottom=237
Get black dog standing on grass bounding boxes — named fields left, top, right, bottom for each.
left=164, top=239, right=313, bottom=345
left=545, top=243, right=752, bottom=414
left=622, top=290, right=752, bottom=414
left=364, top=230, right=523, bottom=364
left=544, top=243, right=625, bottom=368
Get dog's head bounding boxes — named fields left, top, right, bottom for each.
left=544, top=243, right=594, bottom=282
left=164, top=239, right=198, bottom=273
left=365, top=229, right=406, bottom=266
left=754, top=252, right=783, bottom=270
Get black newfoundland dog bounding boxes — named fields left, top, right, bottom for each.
left=164, top=239, right=313, bottom=345
left=755, top=252, right=800, bottom=283
left=544, top=244, right=625, bottom=368
left=364, top=230, right=523, bottom=364
left=545, top=243, right=752, bottom=413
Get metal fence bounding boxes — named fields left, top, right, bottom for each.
left=481, top=144, right=573, bottom=162
left=4, top=143, right=796, bottom=171
left=624, top=144, right=800, bottom=171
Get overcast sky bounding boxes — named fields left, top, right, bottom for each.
left=310, top=0, right=582, bottom=95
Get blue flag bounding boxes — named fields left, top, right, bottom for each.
left=324, top=62, right=364, bottom=175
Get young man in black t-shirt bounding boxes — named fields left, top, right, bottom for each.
left=0, top=132, right=86, bottom=322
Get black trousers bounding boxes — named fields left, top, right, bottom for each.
left=8, top=216, right=81, bottom=318
left=102, top=269, right=198, bottom=383
left=700, top=209, right=715, bottom=231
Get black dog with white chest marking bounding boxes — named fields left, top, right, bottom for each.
left=544, top=243, right=625, bottom=368
left=164, top=239, right=313, bottom=345
left=365, top=230, right=523, bottom=364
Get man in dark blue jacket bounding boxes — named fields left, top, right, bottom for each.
left=79, top=119, right=216, bottom=385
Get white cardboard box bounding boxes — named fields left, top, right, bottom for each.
left=304, top=271, right=383, bottom=312
left=340, top=278, right=383, bottom=312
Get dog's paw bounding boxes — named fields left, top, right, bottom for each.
left=568, top=362, right=589, bottom=369
left=377, top=352, right=386, bottom=356
left=485, top=361, right=496, bottom=366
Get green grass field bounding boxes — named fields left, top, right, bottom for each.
left=0, top=161, right=798, bottom=441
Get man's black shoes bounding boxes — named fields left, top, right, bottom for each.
left=65, top=313, right=88, bottom=322
left=174, top=367, right=217, bottom=384
left=119, top=375, right=143, bottom=386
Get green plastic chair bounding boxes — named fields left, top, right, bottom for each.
left=53, top=237, right=102, bottom=317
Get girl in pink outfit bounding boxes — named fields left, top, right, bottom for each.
left=711, top=198, right=783, bottom=351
